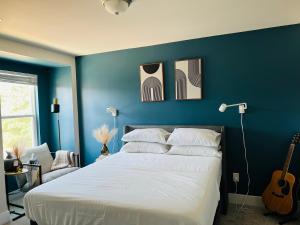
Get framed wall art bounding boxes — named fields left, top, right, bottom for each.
left=140, top=62, right=164, bottom=102
left=175, top=58, right=202, bottom=100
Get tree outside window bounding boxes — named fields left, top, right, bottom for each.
left=0, top=81, right=37, bottom=155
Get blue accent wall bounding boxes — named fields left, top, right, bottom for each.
left=76, top=24, right=300, bottom=196
left=48, top=67, right=75, bottom=151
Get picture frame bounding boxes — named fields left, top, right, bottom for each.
left=175, top=58, right=202, bottom=100
left=139, top=62, right=165, bottom=102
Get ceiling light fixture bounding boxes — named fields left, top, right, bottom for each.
left=101, top=0, right=132, bottom=15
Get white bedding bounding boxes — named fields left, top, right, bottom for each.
left=24, top=152, right=222, bottom=225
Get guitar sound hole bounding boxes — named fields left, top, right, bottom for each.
left=278, top=179, right=286, bottom=187
left=281, top=182, right=290, bottom=195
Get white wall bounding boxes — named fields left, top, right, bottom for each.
left=0, top=36, right=80, bottom=220
left=0, top=100, right=8, bottom=222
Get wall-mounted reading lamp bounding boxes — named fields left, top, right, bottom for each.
left=106, top=107, right=118, bottom=117
left=219, top=102, right=247, bottom=114
left=218, top=101, right=250, bottom=209
left=106, top=106, right=118, bottom=152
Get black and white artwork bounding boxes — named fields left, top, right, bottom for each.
left=140, top=62, right=164, bottom=102
left=175, top=58, right=202, bottom=100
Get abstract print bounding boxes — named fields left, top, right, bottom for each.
left=175, top=58, right=202, bottom=100
left=140, top=63, right=164, bottom=102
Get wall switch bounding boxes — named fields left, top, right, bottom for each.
left=233, top=172, right=239, bottom=183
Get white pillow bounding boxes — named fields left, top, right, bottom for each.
left=167, top=145, right=222, bottom=158
left=21, top=143, right=53, bottom=174
left=121, top=142, right=169, bottom=154
left=122, top=128, right=170, bottom=144
left=167, top=128, right=221, bottom=147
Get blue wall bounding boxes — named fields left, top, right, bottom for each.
left=48, top=67, right=75, bottom=151
left=76, top=24, right=300, bottom=196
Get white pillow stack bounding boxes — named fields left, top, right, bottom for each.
left=120, top=127, right=222, bottom=157
left=166, top=128, right=221, bottom=157
left=121, top=128, right=170, bottom=154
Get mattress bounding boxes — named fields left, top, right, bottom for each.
left=24, top=152, right=222, bottom=225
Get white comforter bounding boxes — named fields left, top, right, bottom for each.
left=24, top=152, right=221, bottom=225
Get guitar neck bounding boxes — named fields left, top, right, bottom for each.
left=281, top=143, right=296, bottom=180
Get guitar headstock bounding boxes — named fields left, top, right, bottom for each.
left=292, top=133, right=300, bottom=145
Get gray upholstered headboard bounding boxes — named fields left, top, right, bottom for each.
left=123, top=124, right=228, bottom=215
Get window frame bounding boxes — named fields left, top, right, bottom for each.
left=0, top=71, right=39, bottom=150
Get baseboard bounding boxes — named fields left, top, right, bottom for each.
left=0, top=210, right=10, bottom=225
left=229, top=193, right=300, bottom=208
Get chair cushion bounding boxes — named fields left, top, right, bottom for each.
left=42, top=167, right=79, bottom=183
left=21, top=143, right=54, bottom=174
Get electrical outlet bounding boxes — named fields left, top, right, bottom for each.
left=233, top=172, right=239, bottom=183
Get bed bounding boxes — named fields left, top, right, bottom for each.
left=25, top=125, right=228, bottom=225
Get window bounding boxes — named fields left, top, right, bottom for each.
left=0, top=70, right=38, bottom=154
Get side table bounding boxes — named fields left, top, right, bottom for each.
left=5, top=169, right=29, bottom=221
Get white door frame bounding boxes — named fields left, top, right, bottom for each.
left=0, top=98, right=9, bottom=215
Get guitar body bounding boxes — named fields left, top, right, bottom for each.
left=262, top=170, right=298, bottom=215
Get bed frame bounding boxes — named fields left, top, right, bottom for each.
left=30, top=125, right=227, bottom=225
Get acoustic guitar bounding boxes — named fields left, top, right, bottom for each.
left=262, top=133, right=300, bottom=215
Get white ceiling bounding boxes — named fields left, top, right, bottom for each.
left=1, top=0, right=300, bottom=56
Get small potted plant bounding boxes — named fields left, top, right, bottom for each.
left=11, top=145, right=24, bottom=171
left=93, top=124, right=117, bottom=155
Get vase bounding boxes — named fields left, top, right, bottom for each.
left=101, top=144, right=109, bottom=155
left=4, top=158, right=16, bottom=172
left=17, top=158, right=23, bottom=170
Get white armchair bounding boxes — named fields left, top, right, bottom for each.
left=17, top=143, right=79, bottom=190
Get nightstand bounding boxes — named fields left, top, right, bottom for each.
left=96, top=154, right=111, bottom=162
left=5, top=169, right=29, bottom=221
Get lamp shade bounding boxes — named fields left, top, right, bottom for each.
left=51, top=98, right=60, bottom=113
left=219, top=103, right=227, bottom=112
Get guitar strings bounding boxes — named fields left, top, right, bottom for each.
left=238, top=113, right=251, bottom=212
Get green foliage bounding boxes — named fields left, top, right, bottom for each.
left=2, top=117, right=33, bottom=151
left=0, top=82, right=36, bottom=152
